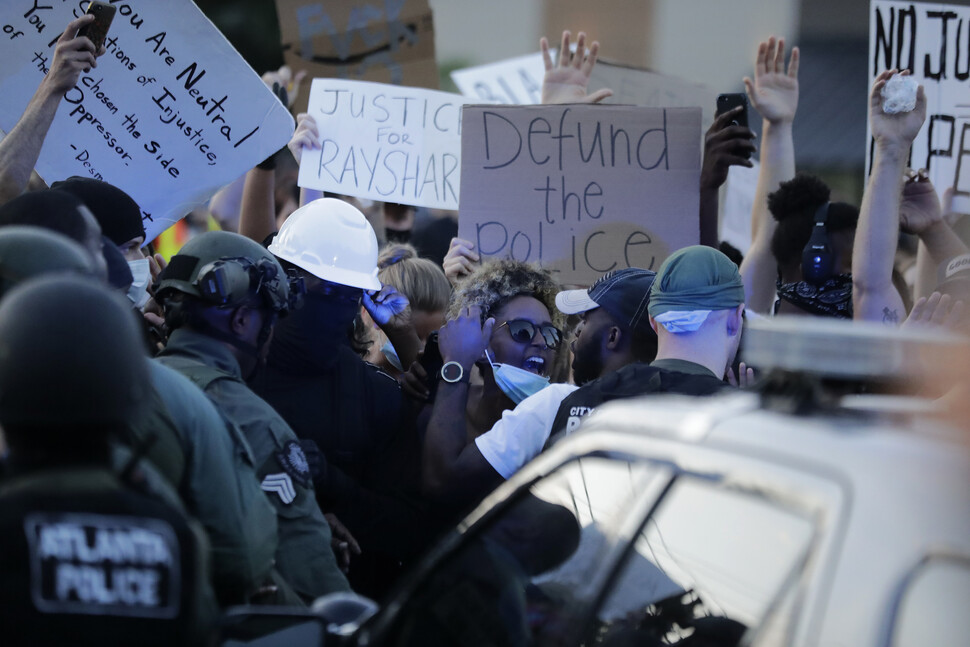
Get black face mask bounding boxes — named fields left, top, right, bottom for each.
left=776, top=273, right=853, bottom=319
left=268, top=290, right=360, bottom=374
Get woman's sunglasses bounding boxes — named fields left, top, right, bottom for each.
left=497, top=319, right=563, bottom=350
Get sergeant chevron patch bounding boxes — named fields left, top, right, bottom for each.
left=260, top=473, right=296, bottom=505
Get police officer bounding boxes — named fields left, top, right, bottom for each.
left=155, top=230, right=350, bottom=601
left=0, top=276, right=217, bottom=646
left=0, top=225, right=281, bottom=607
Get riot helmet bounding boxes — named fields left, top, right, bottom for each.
left=0, top=226, right=96, bottom=300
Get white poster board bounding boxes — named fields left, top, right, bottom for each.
left=721, top=161, right=759, bottom=255
left=298, top=79, right=468, bottom=210
left=869, top=0, right=970, bottom=214
left=0, top=0, right=294, bottom=241
left=450, top=52, right=546, bottom=105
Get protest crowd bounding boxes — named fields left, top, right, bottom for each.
left=0, top=6, right=968, bottom=647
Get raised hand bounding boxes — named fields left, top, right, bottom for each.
left=288, top=113, right=319, bottom=165
left=442, top=237, right=481, bottom=286
left=701, top=106, right=756, bottom=192
left=438, top=306, right=494, bottom=369
left=870, top=69, right=926, bottom=148
left=46, top=15, right=102, bottom=96
left=899, top=170, right=943, bottom=235
left=743, top=37, right=799, bottom=125
left=541, top=30, right=613, bottom=105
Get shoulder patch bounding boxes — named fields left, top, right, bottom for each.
left=261, top=473, right=296, bottom=505
left=275, top=440, right=312, bottom=487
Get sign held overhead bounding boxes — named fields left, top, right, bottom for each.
left=459, top=104, right=702, bottom=286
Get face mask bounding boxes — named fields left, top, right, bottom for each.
left=775, top=274, right=853, bottom=319
left=269, top=291, right=359, bottom=373
left=653, top=309, right=711, bottom=333
left=381, top=339, right=403, bottom=372
left=126, top=257, right=152, bottom=309
left=485, top=349, right=550, bottom=404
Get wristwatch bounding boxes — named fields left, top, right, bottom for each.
left=440, top=361, right=467, bottom=384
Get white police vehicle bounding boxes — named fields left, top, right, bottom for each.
left=224, top=317, right=970, bottom=646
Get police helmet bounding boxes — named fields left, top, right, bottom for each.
left=0, top=275, right=149, bottom=426
left=155, top=231, right=303, bottom=314
left=0, top=226, right=96, bottom=300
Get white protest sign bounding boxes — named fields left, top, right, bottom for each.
left=0, top=0, right=294, bottom=241
left=298, top=79, right=468, bottom=210
left=869, top=1, right=970, bottom=214
left=459, top=105, right=701, bottom=286
left=451, top=52, right=547, bottom=105
left=721, top=161, right=759, bottom=255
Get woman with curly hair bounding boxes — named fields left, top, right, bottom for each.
left=418, top=259, right=566, bottom=510
left=769, top=173, right=859, bottom=318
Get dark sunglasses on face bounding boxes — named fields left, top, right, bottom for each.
left=497, top=319, right=563, bottom=349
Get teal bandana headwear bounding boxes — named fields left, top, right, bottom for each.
left=648, top=246, right=745, bottom=318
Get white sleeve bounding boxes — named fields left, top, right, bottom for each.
left=475, top=383, right=579, bottom=479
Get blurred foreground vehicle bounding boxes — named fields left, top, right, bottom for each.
left=224, top=317, right=970, bottom=647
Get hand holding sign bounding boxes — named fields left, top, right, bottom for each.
left=288, top=113, right=320, bottom=165
left=541, top=31, right=613, bottom=105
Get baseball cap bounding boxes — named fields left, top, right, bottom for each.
left=555, top=268, right=657, bottom=333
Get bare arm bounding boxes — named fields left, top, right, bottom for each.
left=699, top=107, right=756, bottom=248
left=0, top=15, right=99, bottom=203
left=901, top=178, right=969, bottom=299
left=738, top=37, right=799, bottom=314
left=422, top=307, right=500, bottom=507
left=854, top=70, right=926, bottom=323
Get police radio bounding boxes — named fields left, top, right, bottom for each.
left=801, top=202, right=834, bottom=285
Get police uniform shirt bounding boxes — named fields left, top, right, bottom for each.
left=549, top=359, right=729, bottom=442
left=0, top=467, right=217, bottom=647
left=146, top=360, right=279, bottom=605
left=158, top=328, right=350, bottom=600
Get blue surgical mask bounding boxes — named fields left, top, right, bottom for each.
left=127, top=257, right=152, bottom=309
left=485, top=349, right=550, bottom=404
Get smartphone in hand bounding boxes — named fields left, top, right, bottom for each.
left=77, top=1, right=116, bottom=52
left=419, top=331, right=444, bottom=400
left=716, top=93, right=749, bottom=130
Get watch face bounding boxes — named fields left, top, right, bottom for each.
left=441, top=361, right=464, bottom=383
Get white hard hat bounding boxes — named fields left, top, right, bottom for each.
left=269, top=198, right=381, bottom=290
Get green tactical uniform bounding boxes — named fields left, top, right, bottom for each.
left=140, top=360, right=280, bottom=606
left=158, top=328, right=350, bottom=601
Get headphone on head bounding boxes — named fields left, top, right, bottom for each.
left=801, top=202, right=834, bottom=284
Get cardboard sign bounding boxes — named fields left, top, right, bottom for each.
left=459, top=105, right=701, bottom=286
left=450, top=52, right=547, bottom=105
left=0, top=0, right=294, bottom=241
left=869, top=1, right=970, bottom=214
left=298, top=79, right=468, bottom=210
left=589, top=58, right=718, bottom=127
left=275, top=0, right=439, bottom=114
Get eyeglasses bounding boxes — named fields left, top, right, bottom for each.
left=497, top=319, right=563, bottom=350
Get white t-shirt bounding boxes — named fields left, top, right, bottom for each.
left=474, top=383, right=579, bottom=479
